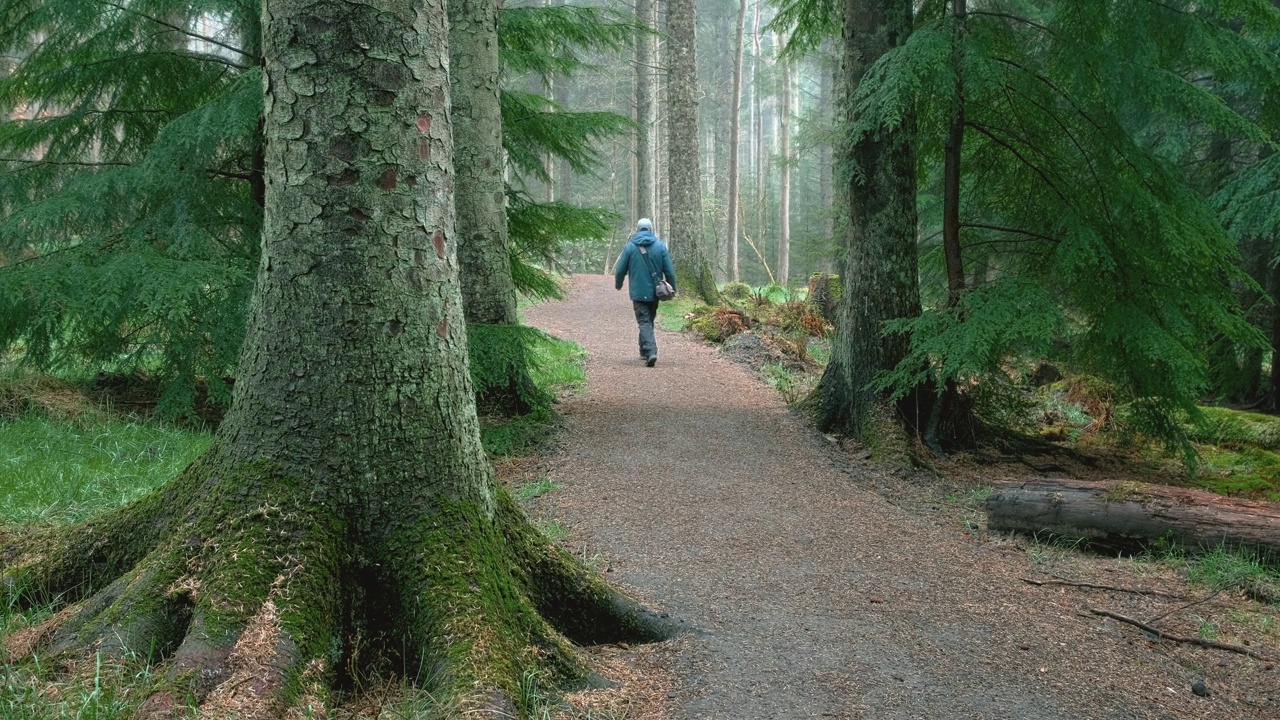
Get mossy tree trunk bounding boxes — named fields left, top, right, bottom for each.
left=809, top=0, right=921, bottom=442
left=1, top=1, right=675, bottom=716
left=667, top=0, right=722, bottom=305
left=450, top=0, right=535, bottom=415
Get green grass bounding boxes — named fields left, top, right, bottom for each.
left=535, top=518, right=570, bottom=542
left=655, top=295, right=701, bottom=333
left=529, top=334, right=587, bottom=391
left=1184, top=546, right=1280, bottom=595
left=0, top=414, right=211, bottom=525
left=1187, top=406, right=1280, bottom=450
left=515, top=477, right=561, bottom=501
left=0, top=650, right=172, bottom=720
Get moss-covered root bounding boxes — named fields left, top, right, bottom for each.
left=389, top=493, right=678, bottom=716
left=3, top=462, right=346, bottom=720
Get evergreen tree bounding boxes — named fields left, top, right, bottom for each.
left=0, top=0, right=262, bottom=415
left=0, top=0, right=640, bottom=417
left=806, top=0, right=922, bottom=443
left=867, top=1, right=1280, bottom=447
left=1, top=2, right=674, bottom=714
left=667, top=0, right=723, bottom=302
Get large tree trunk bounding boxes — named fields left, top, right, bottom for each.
left=986, top=479, right=1280, bottom=563
left=667, top=0, right=721, bottom=303
left=808, top=0, right=921, bottom=441
left=451, top=0, right=535, bottom=414
left=725, top=0, right=747, bottom=282
left=1, top=2, right=676, bottom=715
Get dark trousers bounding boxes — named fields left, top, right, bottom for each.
left=633, top=300, right=659, bottom=359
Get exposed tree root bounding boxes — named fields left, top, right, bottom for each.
left=1, top=449, right=679, bottom=719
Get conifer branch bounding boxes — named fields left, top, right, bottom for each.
left=968, top=10, right=1051, bottom=35
left=964, top=121, right=1068, bottom=203
left=960, top=223, right=1060, bottom=245
left=95, top=0, right=256, bottom=63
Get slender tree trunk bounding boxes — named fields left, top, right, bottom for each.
left=942, top=0, right=966, bottom=306
left=667, top=0, right=721, bottom=303
left=809, top=0, right=921, bottom=441
left=819, top=51, right=835, bottom=271
left=751, top=0, right=764, bottom=249
left=2, top=2, right=676, bottom=714
left=726, top=0, right=747, bottom=282
left=778, top=55, right=791, bottom=288
left=634, top=0, right=655, bottom=220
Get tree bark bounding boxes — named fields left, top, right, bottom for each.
left=666, top=0, right=721, bottom=303
left=942, top=0, right=966, bottom=307
left=819, top=49, right=835, bottom=271
left=2, top=2, right=677, bottom=714
left=634, top=0, right=656, bottom=220
left=725, top=0, right=747, bottom=282
left=778, top=54, right=791, bottom=288
left=808, top=0, right=921, bottom=441
left=986, top=479, right=1280, bottom=563
left=451, top=0, right=538, bottom=415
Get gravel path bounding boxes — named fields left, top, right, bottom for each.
left=523, top=274, right=1276, bottom=720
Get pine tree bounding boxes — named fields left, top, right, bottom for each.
left=1, top=3, right=675, bottom=715
left=806, top=0, right=922, bottom=443
left=0, top=0, right=262, bottom=415
left=0, top=0, right=641, bottom=417
left=667, top=0, right=723, bottom=302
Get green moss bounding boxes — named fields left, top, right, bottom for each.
left=721, top=281, right=751, bottom=301
left=1188, top=406, right=1280, bottom=451
left=1193, top=445, right=1280, bottom=501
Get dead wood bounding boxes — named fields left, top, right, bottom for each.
left=1021, top=577, right=1186, bottom=599
left=1088, top=607, right=1279, bottom=663
left=987, top=479, right=1280, bottom=562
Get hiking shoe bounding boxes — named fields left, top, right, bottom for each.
left=645, top=355, right=657, bottom=367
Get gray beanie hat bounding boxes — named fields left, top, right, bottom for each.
left=637, top=218, right=653, bottom=231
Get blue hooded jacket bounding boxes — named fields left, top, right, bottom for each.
left=615, top=230, right=676, bottom=302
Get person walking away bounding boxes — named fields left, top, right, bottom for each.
left=615, top=218, right=676, bottom=367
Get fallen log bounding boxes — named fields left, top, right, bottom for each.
left=985, top=479, right=1280, bottom=564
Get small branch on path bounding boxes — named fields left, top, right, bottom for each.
left=1087, top=607, right=1279, bottom=663
left=1022, top=577, right=1185, bottom=599
left=1142, top=588, right=1222, bottom=626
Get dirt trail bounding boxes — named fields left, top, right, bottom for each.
left=523, top=274, right=1274, bottom=720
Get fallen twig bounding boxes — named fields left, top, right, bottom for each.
left=1143, top=588, right=1222, bottom=626
left=1088, top=607, right=1279, bottom=662
left=1022, top=577, right=1184, bottom=599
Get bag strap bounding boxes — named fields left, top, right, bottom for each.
left=637, top=245, right=661, bottom=282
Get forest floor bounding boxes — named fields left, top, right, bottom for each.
left=518, top=273, right=1279, bottom=720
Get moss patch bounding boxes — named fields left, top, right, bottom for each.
left=1193, top=446, right=1280, bottom=501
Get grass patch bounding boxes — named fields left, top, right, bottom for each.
left=655, top=295, right=702, bottom=333
left=1191, top=446, right=1280, bottom=500
left=515, top=477, right=561, bottom=501
left=535, top=518, right=570, bottom=542
left=480, top=332, right=586, bottom=457
left=529, top=335, right=587, bottom=392
left=1185, top=547, right=1280, bottom=596
left=0, top=414, right=211, bottom=525
left=1, top=651, right=172, bottom=720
